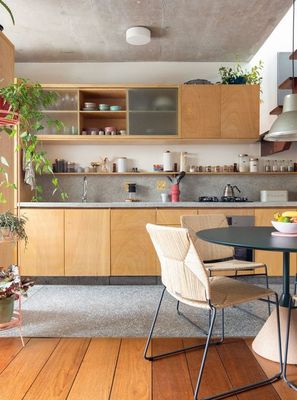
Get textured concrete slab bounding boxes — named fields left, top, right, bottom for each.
left=1, top=0, right=291, bottom=62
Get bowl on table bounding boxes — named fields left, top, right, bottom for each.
left=271, top=220, right=297, bottom=234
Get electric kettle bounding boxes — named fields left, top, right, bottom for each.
left=223, top=184, right=241, bottom=197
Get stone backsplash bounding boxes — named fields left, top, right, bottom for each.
left=34, top=174, right=297, bottom=203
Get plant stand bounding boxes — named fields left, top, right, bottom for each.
left=0, top=240, right=24, bottom=346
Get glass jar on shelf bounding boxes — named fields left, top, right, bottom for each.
left=264, top=159, right=271, bottom=172
left=238, top=154, right=249, bottom=172
left=249, top=157, right=259, bottom=173
left=288, top=160, right=294, bottom=172
left=272, top=160, right=278, bottom=172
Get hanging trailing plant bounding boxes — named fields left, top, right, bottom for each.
left=0, top=0, right=15, bottom=24
left=0, top=78, right=68, bottom=202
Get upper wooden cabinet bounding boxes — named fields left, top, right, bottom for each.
left=181, top=84, right=260, bottom=140
left=221, top=85, right=259, bottom=139
left=181, top=85, right=221, bottom=139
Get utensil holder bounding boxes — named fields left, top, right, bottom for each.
left=171, top=184, right=180, bottom=202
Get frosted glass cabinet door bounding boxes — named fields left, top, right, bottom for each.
left=128, top=88, right=178, bottom=135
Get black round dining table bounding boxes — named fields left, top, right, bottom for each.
left=197, top=226, right=297, bottom=363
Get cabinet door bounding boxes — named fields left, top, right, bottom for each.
left=221, top=85, right=259, bottom=139
left=181, top=85, right=221, bottom=139
left=156, top=209, right=197, bottom=225
left=111, top=209, right=157, bottom=276
left=19, top=209, right=64, bottom=276
left=65, top=209, right=110, bottom=276
left=255, top=209, right=297, bottom=276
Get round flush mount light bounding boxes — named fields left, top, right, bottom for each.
left=126, top=27, right=151, bottom=45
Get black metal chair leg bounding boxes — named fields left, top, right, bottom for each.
left=283, top=297, right=297, bottom=391
left=145, top=287, right=223, bottom=362
left=264, top=265, right=271, bottom=316
left=194, top=306, right=217, bottom=400
left=177, top=300, right=209, bottom=336
left=195, top=294, right=282, bottom=400
left=294, top=274, right=297, bottom=296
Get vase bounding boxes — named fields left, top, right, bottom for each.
left=0, top=296, right=15, bottom=323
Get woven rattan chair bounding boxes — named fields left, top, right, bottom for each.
left=181, top=214, right=271, bottom=316
left=145, top=224, right=282, bottom=400
left=283, top=294, right=297, bottom=391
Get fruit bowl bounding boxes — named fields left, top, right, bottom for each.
left=271, top=220, right=297, bottom=234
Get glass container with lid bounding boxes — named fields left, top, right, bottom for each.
left=238, top=154, right=249, bottom=172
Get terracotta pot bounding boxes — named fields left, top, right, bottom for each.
left=0, top=296, right=15, bottom=323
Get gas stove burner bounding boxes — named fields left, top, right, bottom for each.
left=198, top=196, right=219, bottom=202
left=220, top=196, right=249, bottom=202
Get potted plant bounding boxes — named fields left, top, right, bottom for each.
left=218, top=60, right=263, bottom=85
left=0, top=78, right=68, bottom=202
left=0, top=211, right=27, bottom=245
left=0, top=265, right=33, bottom=323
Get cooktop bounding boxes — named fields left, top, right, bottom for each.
left=198, top=196, right=250, bottom=202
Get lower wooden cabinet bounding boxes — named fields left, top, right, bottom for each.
left=255, top=209, right=297, bottom=276
left=65, top=209, right=110, bottom=276
left=111, top=209, right=157, bottom=276
left=19, top=209, right=64, bottom=276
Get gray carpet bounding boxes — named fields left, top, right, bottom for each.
left=0, top=281, right=287, bottom=338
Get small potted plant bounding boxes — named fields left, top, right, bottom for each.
left=0, top=211, right=27, bottom=244
left=0, top=265, right=34, bottom=323
left=218, top=60, right=263, bottom=85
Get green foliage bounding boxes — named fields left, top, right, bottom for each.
left=219, top=61, right=263, bottom=85
left=0, top=0, right=15, bottom=24
left=0, top=78, right=68, bottom=202
left=0, top=211, right=28, bottom=245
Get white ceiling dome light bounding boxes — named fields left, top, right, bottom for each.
left=126, top=26, right=151, bottom=45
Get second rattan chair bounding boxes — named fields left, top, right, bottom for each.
left=145, top=224, right=282, bottom=400
left=181, top=214, right=271, bottom=315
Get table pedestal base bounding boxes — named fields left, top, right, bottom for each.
left=252, top=306, right=297, bottom=364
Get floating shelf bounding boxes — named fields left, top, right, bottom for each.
left=278, top=77, right=297, bottom=90
left=48, top=172, right=297, bottom=176
left=289, top=50, right=297, bottom=60
left=41, top=110, right=78, bottom=113
left=269, top=106, right=283, bottom=115
left=80, top=110, right=126, bottom=118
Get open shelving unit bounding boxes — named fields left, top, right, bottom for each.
left=48, top=171, right=297, bottom=176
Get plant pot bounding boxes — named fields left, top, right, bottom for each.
left=227, top=76, right=247, bottom=84
left=0, top=296, right=15, bottom=323
left=0, top=227, right=13, bottom=241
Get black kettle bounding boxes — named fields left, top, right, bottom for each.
left=223, top=184, right=241, bottom=197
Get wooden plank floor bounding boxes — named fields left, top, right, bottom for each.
left=0, top=337, right=296, bottom=400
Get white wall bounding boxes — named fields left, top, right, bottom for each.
left=15, top=6, right=297, bottom=169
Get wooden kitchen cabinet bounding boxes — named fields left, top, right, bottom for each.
left=180, top=84, right=259, bottom=140
left=255, top=209, right=297, bottom=276
left=65, top=209, right=110, bottom=276
left=221, top=85, right=259, bottom=139
left=111, top=209, right=157, bottom=276
left=19, top=209, right=64, bottom=276
left=156, top=209, right=197, bottom=225
left=181, top=85, right=221, bottom=139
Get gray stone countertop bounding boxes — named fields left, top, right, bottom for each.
left=18, top=201, right=297, bottom=208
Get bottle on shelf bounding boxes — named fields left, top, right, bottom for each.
left=272, top=160, right=278, bottom=172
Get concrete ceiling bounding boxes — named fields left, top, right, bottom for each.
left=0, top=0, right=292, bottom=62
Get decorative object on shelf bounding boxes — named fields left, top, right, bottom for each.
left=0, top=0, right=15, bottom=25
left=0, top=212, right=27, bottom=245
left=179, top=151, right=188, bottom=172
left=238, top=153, right=249, bottom=172
left=110, top=105, right=122, bottom=111
left=163, top=150, right=173, bottom=172
left=184, top=79, right=212, bottom=85
left=0, top=79, right=68, bottom=202
left=126, top=183, right=138, bottom=202
left=249, top=157, right=259, bottom=173
left=0, top=96, right=19, bottom=126
left=99, top=104, right=110, bottom=111
left=91, top=157, right=110, bottom=173
left=116, top=157, right=128, bottom=173
left=265, top=0, right=297, bottom=141
left=218, top=61, right=263, bottom=85
left=126, top=26, right=151, bottom=45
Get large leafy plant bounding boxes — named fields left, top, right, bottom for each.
left=0, top=265, right=34, bottom=299
left=219, top=61, right=263, bottom=85
left=0, top=78, right=68, bottom=201
left=0, top=211, right=28, bottom=245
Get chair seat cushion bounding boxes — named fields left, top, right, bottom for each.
left=205, top=259, right=265, bottom=272
left=293, top=295, right=297, bottom=302
left=210, top=276, right=274, bottom=309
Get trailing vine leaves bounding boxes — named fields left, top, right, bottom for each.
left=0, top=0, right=15, bottom=24
left=0, top=78, right=68, bottom=202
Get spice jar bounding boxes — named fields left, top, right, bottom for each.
left=249, top=157, right=259, bottom=173
left=238, top=154, right=249, bottom=172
